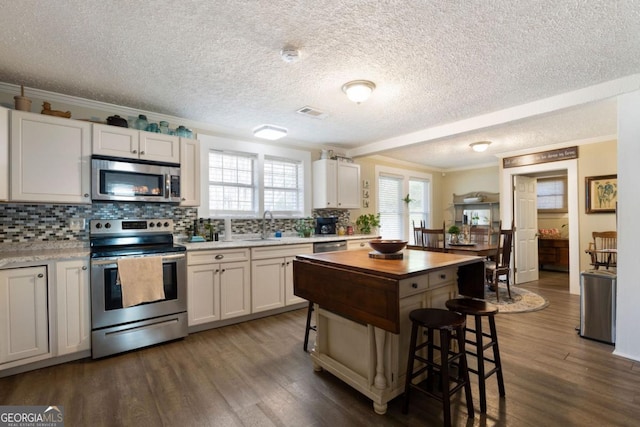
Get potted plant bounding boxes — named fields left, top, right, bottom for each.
left=447, top=225, right=461, bottom=244
left=356, top=213, right=381, bottom=235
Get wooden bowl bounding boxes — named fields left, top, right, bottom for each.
left=368, top=239, right=408, bottom=254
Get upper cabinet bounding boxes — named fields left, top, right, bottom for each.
left=10, top=110, right=92, bottom=204
left=179, top=138, right=200, bottom=206
left=92, top=123, right=180, bottom=164
left=312, top=159, right=360, bottom=209
left=0, top=106, right=8, bottom=201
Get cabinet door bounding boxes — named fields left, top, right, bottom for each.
left=251, top=258, right=286, bottom=313
left=180, top=138, right=201, bottom=206
left=312, top=159, right=337, bottom=208
left=425, top=283, right=457, bottom=309
left=56, top=259, right=91, bottom=355
left=0, top=266, right=49, bottom=364
left=337, top=162, right=360, bottom=208
left=284, top=256, right=306, bottom=305
left=11, top=111, right=91, bottom=203
left=220, top=260, right=251, bottom=319
left=140, top=132, right=180, bottom=163
left=92, top=123, right=139, bottom=159
left=187, top=263, right=221, bottom=326
left=0, top=106, right=8, bottom=201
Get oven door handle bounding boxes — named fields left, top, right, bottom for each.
left=91, top=253, right=186, bottom=266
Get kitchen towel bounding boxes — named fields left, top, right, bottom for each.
left=117, top=256, right=165, bottom=308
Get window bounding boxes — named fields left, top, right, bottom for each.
left=537, top=177, right=567, bottom=212
left=264, top=156, right=304, bottom=215
left=378, top=174, right=403, bottom=239
left=208, top=151, right=256, bottom=215
left=375, top=165, right=432, bottom=242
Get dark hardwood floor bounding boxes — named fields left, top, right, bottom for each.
left=2, top=271, right=639, bottom=426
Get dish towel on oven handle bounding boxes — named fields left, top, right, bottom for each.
left=116, top=256, right=165, bottom=308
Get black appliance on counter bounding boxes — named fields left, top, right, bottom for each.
left=315, top=217, right=338, bottom=235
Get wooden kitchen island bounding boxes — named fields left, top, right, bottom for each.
left=293, top=249, right=484, bottom=415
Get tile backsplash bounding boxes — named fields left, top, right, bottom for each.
left=0, top=203, right=352, bottom=243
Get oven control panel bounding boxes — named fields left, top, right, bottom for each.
left=90, top=219, right=174, bottom=235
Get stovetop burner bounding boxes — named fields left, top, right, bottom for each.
left=90, top=218, right=184, bottom=258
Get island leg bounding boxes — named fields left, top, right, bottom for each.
left=373, top=327, right=388, bottom=415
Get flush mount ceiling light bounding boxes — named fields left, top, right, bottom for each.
left=253, top=125, right=288, bottom=140
left=470, top=141, right=491, bottom=152
left=342, top=80, right=376, bottom=103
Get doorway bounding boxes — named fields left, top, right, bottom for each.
left=500, top=158, right=580, bottom=295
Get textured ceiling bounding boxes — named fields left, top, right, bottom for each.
left=1, top=1, right=638, bottom=169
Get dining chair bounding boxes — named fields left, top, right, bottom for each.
left=412, top=220, right=425, bottom=247
left=469, top=225, right=491, bottom=244
left=588, top=231, right=617, bottom=270
left=421, top=221, right=447, bottom=252
left=485, top=222, right=515, bottom=302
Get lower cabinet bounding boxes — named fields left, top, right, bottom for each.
left=0, top=266, right=49, bottom=364
left=251, top=244, right=313, bottom=313
left=187, top=248, right=251, bottom=326
left=347, top=237, right=376, bottom=251
left=55, top=259, right=91, bottom=355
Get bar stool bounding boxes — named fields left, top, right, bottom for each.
left=403, top=308, right=474, bottom=426
left=445, top=298, right=505, bottom=413
left=303, top=301, right=316, bottom=352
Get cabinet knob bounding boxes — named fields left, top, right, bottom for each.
left=282, top=262, right=286, bottom=267
left=359, top=243, right=365, bottom=247
left=181, top=197, right=186, bottom=201
left=286, top=261, right=290, bottom=266
left=215, top=269, right=219, bottom=273
left=440, top=274, right=446, bottom=279
left=38, top=273, right=44, bottom=278
left=84, top=193, right=89, bottom=198
left=132, top=149, right=138, bottom=154
left=221, top=269, right=226, bottom=273
left=82, top=266, right=88, bottom=270
left=411, top=283, right=418, bottom=289
left=215, top=254, right=224, bottom=260
left=140, top=151, right=145, bottom=155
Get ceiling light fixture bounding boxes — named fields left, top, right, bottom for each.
left=342, top=80, right=376, bottom=103
left=253, top=125, right=288, bottom=140
left=470, top=141, right=491, bottom=152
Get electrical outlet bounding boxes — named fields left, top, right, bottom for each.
left=69, top=218, right=85, bottom=230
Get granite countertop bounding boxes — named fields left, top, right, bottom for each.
left=0, top=234, right=377, bottom=268
left=179, top=234, right=376, bottom=251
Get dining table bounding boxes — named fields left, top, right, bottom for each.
left=407, top=242, right=498, bottom=257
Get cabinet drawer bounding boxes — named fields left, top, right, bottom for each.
left=428, top=268, right=455, bottom=288
left=187, top=248, right=250, bottom=265
left=399, top=275, right=429, bottom=298
left=251, top=244, right=313, bottom=260
left=347, top=239, right=372, bottom=250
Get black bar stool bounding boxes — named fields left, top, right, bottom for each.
left=303, top=301, right=316, bottom=352
left=445, top=298, right=505, bottom=413
left=403, top=308, right=474, bottom=426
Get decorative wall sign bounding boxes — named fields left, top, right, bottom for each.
left=585, top=174, right=617, bottom=214
left=503, top=146, right=578, bottom=168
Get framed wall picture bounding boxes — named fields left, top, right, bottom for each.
left=585, top=174, right=617, bottom=214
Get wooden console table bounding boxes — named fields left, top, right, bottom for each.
left=538, top=238, right=569, bottom=270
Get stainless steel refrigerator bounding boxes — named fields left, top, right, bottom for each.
left=580, top=270, right=616, bottom=344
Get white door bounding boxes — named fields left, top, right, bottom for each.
left=514, top=175, right=539, bottom=283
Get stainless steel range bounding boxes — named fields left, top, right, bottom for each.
left=89, top=219, right=187, bottom=359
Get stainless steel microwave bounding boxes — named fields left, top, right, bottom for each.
left=91, top=158, right=181, bottom=203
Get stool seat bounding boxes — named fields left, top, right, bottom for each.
left=445, top=297, right=505, bottom=414
left=445, top=298, right=498, bottom=316
left=409, top=308, right=466, bottom=330
left=403, top=308, right=474, bottom=426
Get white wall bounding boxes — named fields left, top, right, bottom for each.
left=614, top=90, right=640, bottom=362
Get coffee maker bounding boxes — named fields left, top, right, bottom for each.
left=315, top=217, right=338, bottom=235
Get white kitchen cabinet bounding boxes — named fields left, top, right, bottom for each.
left=313, top=159, right=360, bottom=209
left=0, top=266, right=49, bottom=365
left=0, top=106, right=8, bottom=201
left=187, top=248, right=250, bottom=326
left=347, top=237, right=376, bottom=251
left=10, top=111, right=91, bottom=203
left=92, top=123, right=180, bottom=164
left=179, top=138, right=200, bottom=206
left=55, top=259, right=91, bottom=355
left=251, top=244, right=313, bottom=313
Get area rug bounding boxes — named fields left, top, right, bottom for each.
left=483, top=284, right=549, bottom=314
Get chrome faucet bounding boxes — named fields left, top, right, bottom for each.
left=262, top=210, right=274, bottom=239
